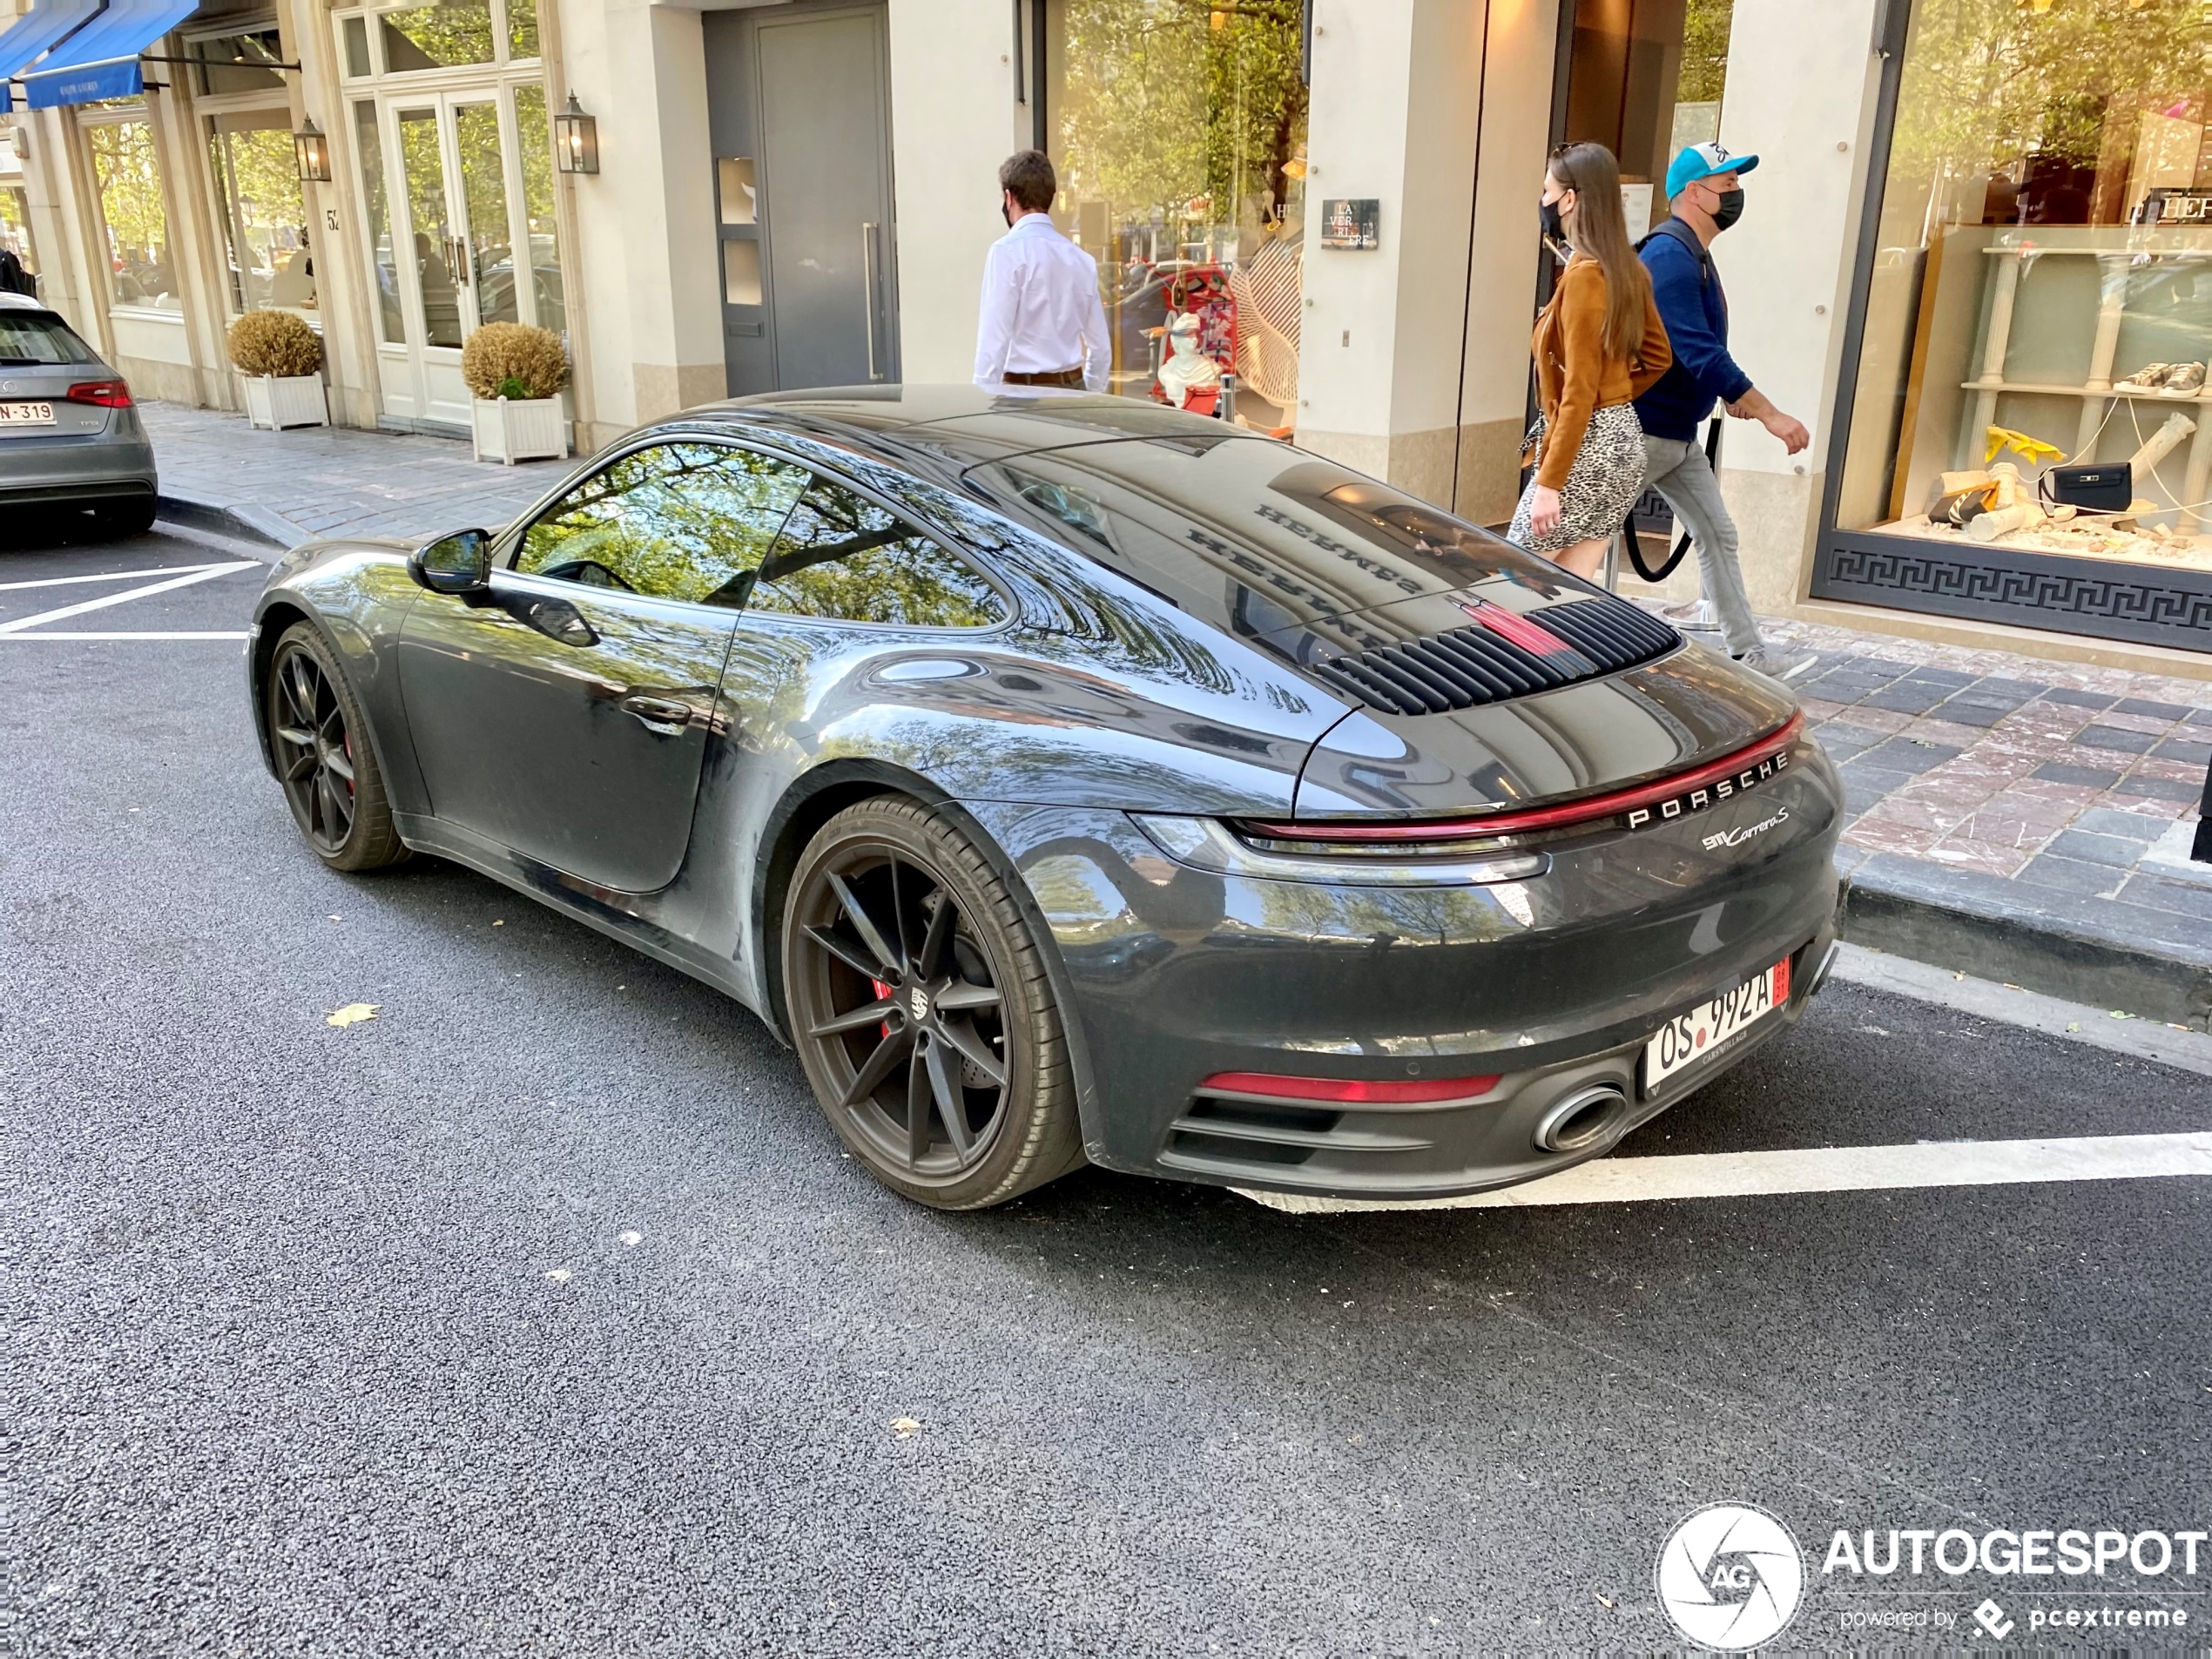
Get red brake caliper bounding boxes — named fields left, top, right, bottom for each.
left=871, top=978, right=894, bottom=1040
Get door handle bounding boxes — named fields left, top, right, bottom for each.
left=619, top=693, right=695, bottom=733
left=862, top=220, right=880, bottom=381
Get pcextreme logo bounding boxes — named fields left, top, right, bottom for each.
left=1656, top=1503, right=1805, bottom=1650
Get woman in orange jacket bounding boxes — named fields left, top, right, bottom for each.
left=1511, top=142, right=1672, bottom=580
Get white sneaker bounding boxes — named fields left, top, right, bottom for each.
left=1735, top=645, right=1818, bottom=679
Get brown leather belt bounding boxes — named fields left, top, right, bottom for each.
left=1002, top=367, right=1084, bottom=388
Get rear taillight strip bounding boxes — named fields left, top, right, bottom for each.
left=65, top=380, right=133, bottom=408
left=1246, top=711, right=1805, bottom=845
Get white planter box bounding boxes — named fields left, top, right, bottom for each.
left=241, top=373, right=328, bottom=430
left=472, top=395, right=569, bottom=464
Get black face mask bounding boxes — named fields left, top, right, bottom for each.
left=1540, top=197, right=1566, bottom=248
left=1708, top=186, right=1744, bottom=233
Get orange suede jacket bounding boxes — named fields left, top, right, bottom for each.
left=1529, top=255, right=1671, bottom=492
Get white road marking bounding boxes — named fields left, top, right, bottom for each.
left=0, top=562, right=240, bottom=592
left=1831, top=942, right=2212, bottom=1077
left=0, top=561, right=261, bottom=636
left=0, top=631, right=251, bottom=640
left=1239, top=1132, right=2212, bottom=1213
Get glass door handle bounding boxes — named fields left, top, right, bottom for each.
left=862, top=221, right=880, bottom=381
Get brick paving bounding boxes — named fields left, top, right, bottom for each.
left=141, top=401, right=568, bottom=548
left=1744, top=615, right=2211, bottom=952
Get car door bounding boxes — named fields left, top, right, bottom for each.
left=397, top=439, right=812, bottom=892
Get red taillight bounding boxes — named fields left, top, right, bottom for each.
left=1460, top=597, right=1576, bottom=657
left=1243, top=711, right=1805, bottom=845
left=1199, top=1070, right=1501, bottom=1105
left=66, top=380, right=133, bottom=408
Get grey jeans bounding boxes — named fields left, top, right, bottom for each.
left=1641, top=433, right=1760, bottom=658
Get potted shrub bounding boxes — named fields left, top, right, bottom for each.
left=462, top=322, right=570, bottom=464
left=228, top=310, right=327, bottom=430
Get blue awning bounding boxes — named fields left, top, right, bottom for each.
left=0, top=0, right=104, bottom=111
left=22, top=0, right=197, bottom=109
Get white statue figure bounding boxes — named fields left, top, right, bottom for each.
left=1157, top=310, right=1220, bottom=410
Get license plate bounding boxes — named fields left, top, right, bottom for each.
left=1644, top=955, right=1791, bottom=1092
left=0, top=401, right=56, bottom=428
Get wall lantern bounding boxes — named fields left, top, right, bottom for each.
left=554, top=93, right=597, bottom=175
left=293, top=117, right=331, bottom=183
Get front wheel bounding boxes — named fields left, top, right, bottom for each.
left=266, top=622, right=409, bottom=872
left=783, top=798, right=1083, bottom=1210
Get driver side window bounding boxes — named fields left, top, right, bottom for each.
left=516, top=442, right=811, bottom=606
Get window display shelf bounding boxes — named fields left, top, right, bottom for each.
left=1960, top=377, right=2212, bottom=401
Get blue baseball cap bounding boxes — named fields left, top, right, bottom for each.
left=1667, top=141, right=1758, bottom=201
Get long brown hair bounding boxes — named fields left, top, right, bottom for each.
left=1548, top=142, right=1649, bottom=365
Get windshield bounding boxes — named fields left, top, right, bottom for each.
left=0, top=312, right=98, bottom=367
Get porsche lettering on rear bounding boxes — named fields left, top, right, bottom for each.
left=1626, top=751, right=1791, bottom=833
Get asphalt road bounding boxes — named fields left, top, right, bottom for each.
left=5, top=525, right=2210, bottom=1656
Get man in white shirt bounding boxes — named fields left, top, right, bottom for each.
left=974, top=150, right=1111, bottom=392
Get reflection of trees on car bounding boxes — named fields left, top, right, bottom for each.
left=750, top=479, right=1007, bottom=628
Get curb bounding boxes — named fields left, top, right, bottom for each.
left=1838, top=853, right=2212, bottom=1032
left=156, top=491, right=300, bottom=554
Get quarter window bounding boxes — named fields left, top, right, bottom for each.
left=750, top=475, right=1007, bottom=628
left=516, top=442, right=811, bottom=606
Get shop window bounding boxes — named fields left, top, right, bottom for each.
left=354, top=101, right=405, bottom=343
left=189, top=26, right=288, bottom=97
left=1, top=185, right=35, bottom=284
left=208, top=113, right=314, bottom=316
left=379, top=0, right=496, bottom=72
left=512, top=84, right=564, bottom=337
left=722, top=240, right=762, bottom=307
left=1837, top=0, right=2212, bottom=578
left=85, top=118, right=178, bottom=311
left=1042, top=0, right=1308, bottom=428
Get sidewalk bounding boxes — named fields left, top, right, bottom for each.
left=142, top=401, right=566, bottom=549
left=141, top=401, right=2210, bottom=1028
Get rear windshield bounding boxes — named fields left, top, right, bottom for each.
left=0, top=312, right=98, bottom=367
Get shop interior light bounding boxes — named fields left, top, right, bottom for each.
left=554, top=92, right=598, bottom=175
left=293, top=117, right=331, bottom=183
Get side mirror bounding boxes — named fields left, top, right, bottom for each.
left=408, top=528, right=492, bottom=596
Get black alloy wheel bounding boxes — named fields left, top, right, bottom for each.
left=266, top=622, right=408, bottom=872
left=784, top=799, right=1082, bottom=1210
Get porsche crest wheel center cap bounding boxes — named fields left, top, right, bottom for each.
left=907, top=985, right=932, bottom=1024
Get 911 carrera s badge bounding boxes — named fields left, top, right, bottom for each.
left=1625, top=750, right=1790, bottom=831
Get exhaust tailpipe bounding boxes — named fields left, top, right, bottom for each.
left=1533, top=1083, right=1628, bottom=1154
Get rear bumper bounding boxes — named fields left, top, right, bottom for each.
left=0, top=431, right=158, bottom=507
left=962, top=738, right=1844, bottom=1200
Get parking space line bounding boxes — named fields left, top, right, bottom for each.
left=0, top=562, right=262, bottom=636
left=0, top=631, right=251, bottom=640
left=1240, top=1132, right=2212, bottom=1213
left=0, top=563, right=241, bottom=593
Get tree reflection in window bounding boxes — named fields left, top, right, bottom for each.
left=748, top=475, right=1008, bottom=628
left=516, top=442, right=809, bottom=605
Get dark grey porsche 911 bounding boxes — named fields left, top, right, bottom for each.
left=247, top=387, right=1842, bottom=1211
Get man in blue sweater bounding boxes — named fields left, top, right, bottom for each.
left=1635, top=143, right=1812, bottom=677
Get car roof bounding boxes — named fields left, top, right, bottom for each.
left=0, top=293, right=50, bottom=312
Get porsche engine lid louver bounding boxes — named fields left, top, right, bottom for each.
left=1304, top=596, right=1681, bottom=717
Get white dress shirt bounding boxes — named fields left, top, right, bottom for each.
left=973, top=212, right=1113, bottom=392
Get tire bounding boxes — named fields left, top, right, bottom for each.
left=93, top=496, right=157, bottom=537
left=782, top=797, right=1084, bottom=1211
left=266, top=621, right=410, bottom=873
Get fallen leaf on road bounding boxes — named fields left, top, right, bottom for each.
left=326, top=1003, right=379, bottom=1028
left=493, top=920, right=504, bottom=927
left=2067, top=1022, right=2081, bottom=1032
left=1594, top=1593, right=1615, bottom=1609
left=619, top=1231, right=642, bottom=1248
left=545, top=1268, right=571, bottom=1284
left=890, top=1417, right=921, bottom=1439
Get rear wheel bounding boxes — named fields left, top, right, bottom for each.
left=266, top=622, right=409, bottom=872
left=783, top=798, right=1082, bottom=1210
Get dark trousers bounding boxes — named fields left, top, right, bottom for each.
left=2195, top=753, right=2212, bottom=863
